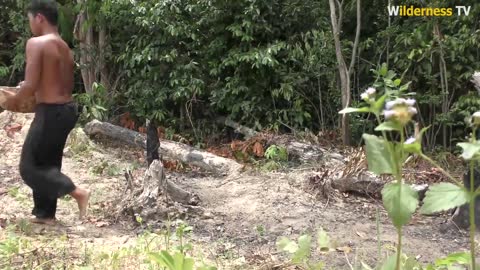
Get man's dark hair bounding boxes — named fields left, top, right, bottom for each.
left=27, top=0, right=58, bottom=26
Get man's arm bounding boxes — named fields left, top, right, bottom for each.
left=14, top=38, right=42, bottom=101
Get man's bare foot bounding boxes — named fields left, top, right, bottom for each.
left=30, top=217, right=57, bottom=226
left=70, top=187, right=90, bottom=219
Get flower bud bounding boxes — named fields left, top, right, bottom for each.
left=472, top=111, right=480, bottom=126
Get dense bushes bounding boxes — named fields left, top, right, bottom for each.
left=1, top=0, right=479, bottom=147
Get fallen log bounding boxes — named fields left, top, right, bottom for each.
left=216, top=116, right=257, bottom=140
left=84, top=120, right=243, bottom=175
left=308, top=172, right=429, bottom=200
left=218, top=117, right=327, bottom=163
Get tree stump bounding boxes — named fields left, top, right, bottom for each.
left=118, top=160, right=200, bottom=221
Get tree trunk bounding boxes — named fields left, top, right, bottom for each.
left=84, top=120, right=243, bottom=175
left=329, top=0, right=351, bottom=146
left=74, top=0, right=95, bottom=93
left=146, top=119, right=160, bottom=166
left=98, top=26, right=110, bottom=90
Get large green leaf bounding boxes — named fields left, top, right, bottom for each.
left=382, top=183, right=419, bottom=228
left=420, top=183, right=469, bottom=214
left=363, top=134, right=395, bottom=175
left=457, top=142, right=480, bottom=160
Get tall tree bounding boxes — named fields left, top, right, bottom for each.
left=329, top=0, right=361, bottom=146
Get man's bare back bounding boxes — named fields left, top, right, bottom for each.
left=31, top=33, right=74, bottom=104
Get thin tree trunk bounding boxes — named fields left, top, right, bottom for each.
left=74, top=0, right=95, bottom=93
left=329, top=0, right=361, bottom=146
left=99, top=26, right=110, bottom=91
left=318, top=78, right=325, bottom=131
left=329, top=0, right=351, bottom=146
left=146, top=119, right=160, bottom=166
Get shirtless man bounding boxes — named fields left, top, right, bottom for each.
left=5, top=0, right=90, bottom=225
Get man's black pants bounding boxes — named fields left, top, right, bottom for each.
left=19, top=102, right=79, bottom=219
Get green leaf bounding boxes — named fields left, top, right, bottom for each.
left=380, top=254, right=397, bottom=270
left=292, top=235, right=311, bottom=263
left=339, top=107, right=371, bottom=114
left=399, top=82, right=412, bottom=92
left=420, top=183, right=469, bottom=214
left=379, top=63, right=388, bottom=77
left=436, top=252, right=471, bottom=266
left=403, top=125, right=430, bottom=154
left=317, top=228, right=330, bottom=252
left=372, top=94, right=387, bottom=115
left=394, top=79, right=402, bottom=86
left=362, top=134, right=395, bottom=175
left=457, top=142, right=480, bottom=160
left=408, top=50, right=415, bottom=60
left=277, top=237, right=298, bottom=253
left=382, top=183, right=419, bottom=228
left=148, top=251, right=176, bottom=269
left=174, top=252, right=194, bottom=270
left=375, top=121, right=402, bottom=131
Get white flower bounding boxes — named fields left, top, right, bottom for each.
left=408, top=107, right=417, bottom=115
left=383, top=97, right=417, bottom=125
left=405, top=137, right=416, bottom=144
left=366, top=87, right=376, bottom=95
left=386, top=100, right=396, bottom=110
left=383, top=110, right=396, bottom=119
left=361, top=87, right=376, bottom=102
left=472, top=111, right=480, bottom=126
left=405, top=98, right=416, bottom=106
left=472, top=71, right=480, bottom=92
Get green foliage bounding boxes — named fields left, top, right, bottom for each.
left=74, top=82, right=111, bottom=123
left=148, top=251, right=195, bottom=270
left=0, top=219, right=216, bottom=269
left=0, top=66, right=8, bottom=79
left=277, top=230, right=326, bottom=270
left=99, top=0, right=338, bottom=133
left=343, top=64, right=480, bottom=270
left=382, top=183, right=419, bottom=228
left=362, top=134, right=395, bottom=175
left=262, top=144, right=288, bottom=171
left=265, top=145, right=288, bottom=162
left=420, top=183, right=469, bottom=214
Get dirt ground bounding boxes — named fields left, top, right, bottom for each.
left=0, top=112, right=475, bottom=269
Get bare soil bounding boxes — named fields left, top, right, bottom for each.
left=0, top=112, right=474, bottom=269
